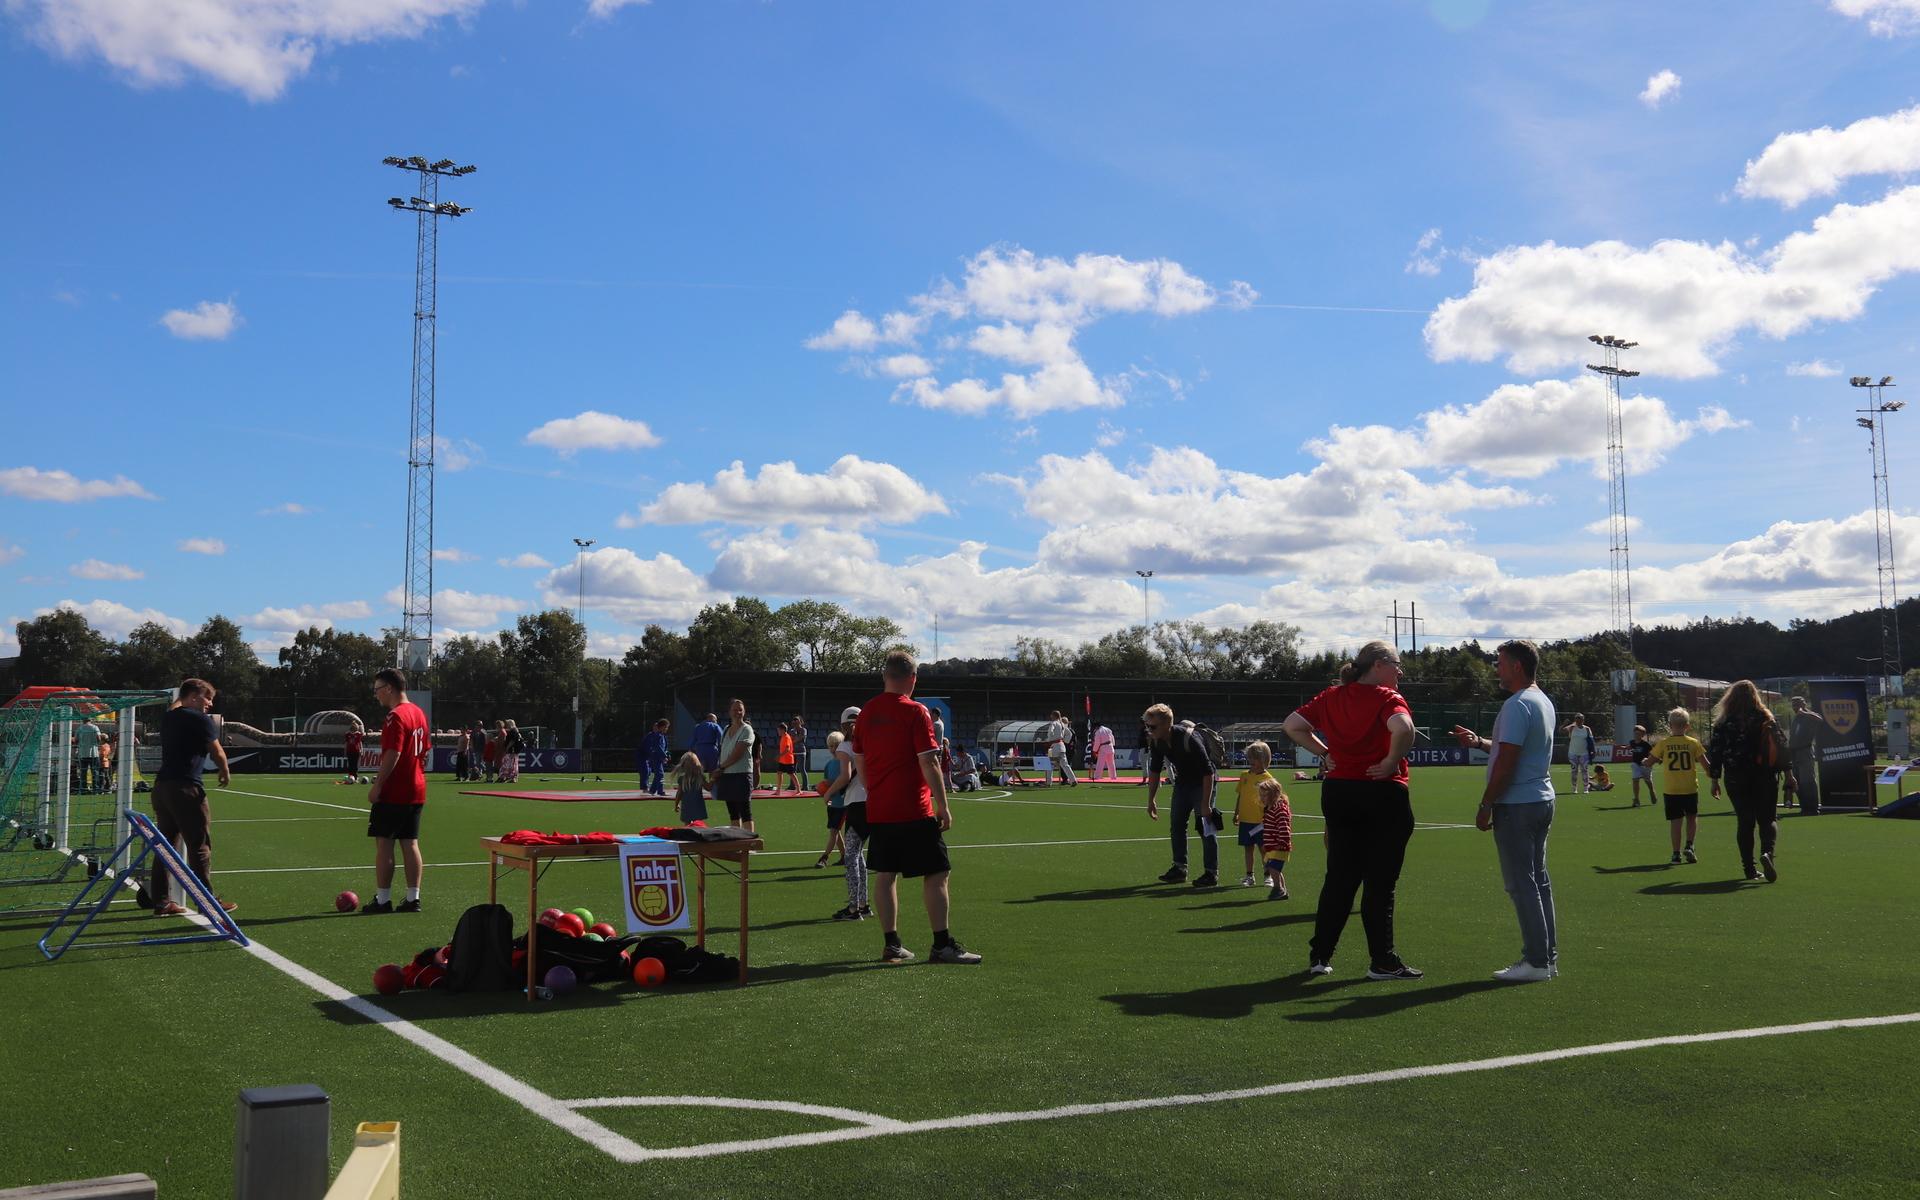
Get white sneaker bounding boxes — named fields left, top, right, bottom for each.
left=1263, top=876, right=1277, bottom=889
left=1239, top=874, right=1255, bottom=887
left=1493, top=961, right=1552, bottom=983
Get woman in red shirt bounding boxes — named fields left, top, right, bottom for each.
left=1282, top=640, right=1421, bottom=981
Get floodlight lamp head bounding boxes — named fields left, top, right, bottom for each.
left=1858, top=417, right=1876, bottom=428
left=1621, top=341, right=1638, bottom=349
left=408, top=156, right=427, bottom=167
left=1887, top=400, right=1906, bottom=411
left=432, top=158, right=454, bottom=169
left=1851, top=377, right=1868, bottom=386
left=388, top=197, right=405, bottom=206
left=382, top=156, right=406, bottom=166
left=456, top=164, right=477, bottom=175
left=1881, top=376, right=1895, bottom=386
left=1588, top=334, right=1603, bottom=344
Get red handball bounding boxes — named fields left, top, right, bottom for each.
left=631, top=956, right=666, bottom=988
left=372, top=963, right=405, bottom=996
left=588, top=922, right=617, bottom=939
left=335, top=890, right=359, bottom=913
left=557, top=913, right=587, bottom=938
left=537, top=907, right=565, bottom=928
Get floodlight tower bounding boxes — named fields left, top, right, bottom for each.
left=1851, top=375, right=1903, bottom=691
left=382, top=154, right=476, bottom=675
left=1135, top=569, right=1154, bottom=628
left=1586, top=335, right=1641, bottom=655
left=572, top=537, right=595, bottom=747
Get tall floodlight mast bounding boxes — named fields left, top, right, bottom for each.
left=382, top=155, right=476, bottom=674
left=1852, top=375, right=1903, bottom=692
left=1586, top=335, right=1641, bottom=655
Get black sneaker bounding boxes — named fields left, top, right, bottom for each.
left=1191, top=872, right=1217, bottom=888
left=930, top=941, right=982, bottom=964
left=1682, top=846, right=1697, bottom=864
left=360, top=899, right=393, bottom=914
left=396, top=898, right=422, bottom=913
left=880, top=944, right=915, bottom=964
left=1366, top=962, right=1425, bottom=981
left=133, top=889, right=155, bottom=910
left=1669, top=852, right=1683, bottom=865
left=858, top=904, right=873, bottom=918
left=1158, top=866, right=1188, bottom=883
left=1308, top=959, right=1333, bottom=976
left=1761, top=852, right=1777, bottom=883
left=1744, top=868, right=1763, bottom=881
left=830, top=906, right=862, bottom=921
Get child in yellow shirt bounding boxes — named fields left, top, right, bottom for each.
left=1234, top=741, right=1277, bottom=886
left=1649, top=708, right=1710, bottom=864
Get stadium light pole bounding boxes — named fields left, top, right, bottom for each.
left=1586, top=334, right=1640, bottom=658
left=382, top=154, right=476, bottom=680
left=1851, top=375, right=1903, bottom=694
left=572, top=537, right=595, bottom=747
left=1135, top=570, right=1154, bottom=628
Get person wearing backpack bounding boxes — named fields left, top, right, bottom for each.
left=1142, top=703, right=1220, bottom=888
left=1706, top=680, right=1789, bottom=883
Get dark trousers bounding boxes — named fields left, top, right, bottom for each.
left=1725, top=771, right=1779, bottom=870
left=150, top=780, right=213, bottom=904
left=640, top=755, right=667, bottom=794
left=1310, top=778, right=1415, bottom=967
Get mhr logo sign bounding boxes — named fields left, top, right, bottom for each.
left=626, top=853, right=687, bottom=928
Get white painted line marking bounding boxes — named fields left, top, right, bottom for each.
left=178, top=910, right=654, bottom=1161
left=567, top=1095, right=902, bottom=1129
left=221, top=787, right=368, bottom=814
left=617, top=1009, right=1920, bottom=1162
left=217, top=817, right=358, bottom=824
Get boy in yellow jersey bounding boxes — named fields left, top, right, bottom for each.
left=1233, top=741, right=1277, bottom=887
left=1650, top=707, right=1710, bottom=864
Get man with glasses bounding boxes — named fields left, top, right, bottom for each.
left=1143, top=703, right=1220, bottom=887
left=363, top=667, right=429, bottom=914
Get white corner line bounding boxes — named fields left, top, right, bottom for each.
left=221, top=787, right=370, bottom=814
left=567, top=1095, right=904, bottom=1130
left=615, top=1009, right=1920, bottom=1163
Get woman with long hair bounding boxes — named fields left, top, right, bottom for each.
left=1282, top=639, right=1422, bottom=980
left=709, top=698, right=757, bottom=832
left=1706, top=680, right=1788, bottom=882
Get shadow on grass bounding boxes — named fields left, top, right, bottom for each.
left=1590, top=863, right=1674, bottom=875
left=1179, top=910, right=1316, bottom=934
left=1639, top=878, right=1757, bottom=896
left=1103, top=973, right=1366, bottom=1019
left=1008, top=883, right=1205, bottom=905
left=1285, top=978, right=1507, bottom=1022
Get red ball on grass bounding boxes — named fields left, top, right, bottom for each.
left=372, top=963, right=404, bottom=996
left=537, top=907, right=565, bottom=928
left=335, top=890, right=359, bottom=913
left=557, top=913, right=586, bottom=938
left=588, top=922, right=617, bottom=939
left=631, top=956, right=666, bottom=988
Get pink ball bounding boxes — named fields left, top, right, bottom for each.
left=335, top=890, right=359, bottom=913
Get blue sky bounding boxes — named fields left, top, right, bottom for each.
left=6, top=0, right=1920, bottom=666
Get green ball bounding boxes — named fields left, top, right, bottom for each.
left=568, top=907, right=594, bottom=926
left=583, top=932, right=605, bottom=942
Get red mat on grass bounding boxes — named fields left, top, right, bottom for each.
left=460, top=787, right=824, bottom=803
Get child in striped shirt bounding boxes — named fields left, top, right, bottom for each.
left=1260, top=776, right=1292, bottom=900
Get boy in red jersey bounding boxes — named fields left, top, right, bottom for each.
left=363, top=667, right=429, bottom=914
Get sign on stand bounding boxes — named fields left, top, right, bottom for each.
left=619, top=837, right=691, bottom=933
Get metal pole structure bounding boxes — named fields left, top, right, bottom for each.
left=382, top=155, right=476, bottom=678
left=1852, top=375, right=1903, bottom=693
left=1586, top=335, right=1640, bottom=656
left=572, top=538, right=595, bottom=747
left=1135, top=570, right=1154, bottom=628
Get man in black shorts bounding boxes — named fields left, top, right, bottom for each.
left=147, top=678, right=237, bottom=915
left=852, top=650, right=982, bottom=965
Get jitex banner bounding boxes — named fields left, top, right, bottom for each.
left=620, top=837, right=692, bottom=933
left=1808, top=678, right=1874, bottom=810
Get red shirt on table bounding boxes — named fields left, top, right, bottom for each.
left=379, top=702, right=430, bottom=806
left=1294, top=684, right=1413, bottom=785
left=852, top=692, right=936, bottom=824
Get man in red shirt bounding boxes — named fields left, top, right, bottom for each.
left=852, top=650, right=982, bottom=965
left=343, top=723, right=365, bottom=784
left=363, top=667, right=429, bottom=914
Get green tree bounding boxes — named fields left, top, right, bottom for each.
left=101, top=621, right=190, bottom=689
left=13, top=608, right=109, bottom=686
left=271, top=626, right=394, bottom=711
left=1012, top=635, right=1074, bottom=675
left=1070, top=626, right=1162, bottom=677
left=498, top=609, right=587, bottom=738
left=182, top=616, right=261, bottom=717
left=686, top=598, right=793, bottom=673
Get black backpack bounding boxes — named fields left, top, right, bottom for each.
left=1190, top=722, right=1228, bottom=769
left=446, top=903, right=517, bottom=993
left=519, top=924, right=633, bottom=983
left=626, top=933, right=740, bottom=983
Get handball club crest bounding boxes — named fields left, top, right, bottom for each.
left=627, top=853, right=686, bottom=927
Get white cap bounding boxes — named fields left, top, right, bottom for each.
left=840, top=706, right=862, bottom=723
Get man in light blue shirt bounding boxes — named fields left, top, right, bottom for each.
left=1451, top=638, right=1557, bottom=983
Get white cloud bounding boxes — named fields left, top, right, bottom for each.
left=245, top=600, right=374, bottom=631
left=629, top=455, right=948, bottom=528
left=1786, top=359, right=1842, bottom=377
left=159, top=299, right=241, bottom=340
left=258, top=501, right=312, bottom=516
left=0, top=624, right=18, bottom=657
left=1738, top=104, right=1920, bottom=208
left=524, top=410, right=662, bottom=457
left=0, top=467, right=154, bottom=502
left=586, top=0, right=651, bottom=17
left=432, top=547, right=479, bottom=563
left=1638, top=69, right=1681, bottom=109
left=11, top=0, right=486, bottom=101
left=498, top=552, right=553, bottom=569
left=0, top=542, right=23, bottom=565
left=1425, top=184, right=1920, bottom=378
left=1094, top=419, right=1126, bottom=448
left=1582, top=515, right=1645, bottom=535
left=539, top=547, right=717, bottom=626
left=69, top=559, right=143, bottom=581
left=383, top=587, right=523, bottom=628
left=808, top=246, right=1255, bottom=417
left=1405, top=228, right=1446, bottom=276
left=40, top=599, right=190, bottom=639
left=434, top=436, right=481, bottom=472
left=178, top=537, right=226, bottom=555
left=1832, top=0, right=1920, bottom=37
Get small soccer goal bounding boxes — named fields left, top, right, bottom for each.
left=0, top=686, right=174, bottom=913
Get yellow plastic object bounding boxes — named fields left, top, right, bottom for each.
left=321, top=1122, right=400, bottom=1200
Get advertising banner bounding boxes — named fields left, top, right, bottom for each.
left=1807, top=678, right=1874, bottom=810
left=1409, top=747, right=1470, bottom=767
left=619, top=837, right=692, bottom=933
left=428, top=747, right=584, bottom=774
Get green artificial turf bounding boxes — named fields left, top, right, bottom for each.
left=2, top=767, right=1915, bottom=1198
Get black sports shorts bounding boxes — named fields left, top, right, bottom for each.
left=865, top=817, right=950, bottom=878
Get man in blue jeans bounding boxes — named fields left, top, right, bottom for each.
left=1451, top=638, right=1557, bottom=983
left=1142, top=703, right=1220, bottom=888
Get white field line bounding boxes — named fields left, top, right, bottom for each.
left=218, top=817, right=357, bottom=824
left=178, top=911, right=655, bottom=1160
left=221, top=787, right=368, bottom=814
left=609, top=1009, right=1920, bottom=1163
left=567, top=1095, right=901, bottom=1129
left=953, top=792, right=1474, bottom=829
